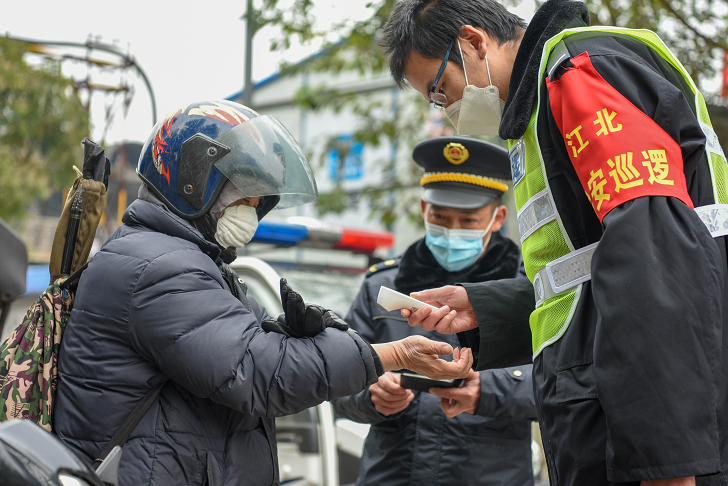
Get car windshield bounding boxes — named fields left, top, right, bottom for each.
left=269, top=263, right=366, bottom=318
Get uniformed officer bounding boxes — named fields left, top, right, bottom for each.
left=381, top=1, right=728, bottom=485
left=332, top=136, right=537, bottom=486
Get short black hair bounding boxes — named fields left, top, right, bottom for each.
left=381, top=0, right=527, bottom=88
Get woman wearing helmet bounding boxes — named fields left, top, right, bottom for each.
left=52, top=100, right=472, bottom=485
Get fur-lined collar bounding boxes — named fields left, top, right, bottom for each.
left=499, top=0, right=590, bottom=140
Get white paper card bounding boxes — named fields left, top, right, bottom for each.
left=377, top=286, right=439, bottom=313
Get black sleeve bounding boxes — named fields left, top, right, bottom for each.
left=127, top=249, right=380, bottom=419
left=456, top=278, right=535, bottom=371
left=475, top=364, right=537, bottom=420
left=592, top=198, right=723, bottom=480
left=332, top=388, right=400, bottom=425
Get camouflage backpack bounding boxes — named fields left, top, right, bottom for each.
left=0, top=273, right=80, bottom=432
left=0, top=139, right=109, bottom=433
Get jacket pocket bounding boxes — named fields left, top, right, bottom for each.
left=555, top=361, right=598, bottom=404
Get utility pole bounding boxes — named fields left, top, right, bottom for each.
left=242, top=0, right=255, bottom=107
left=116, top=144, right=128, bottom=228
left=16, top=36, right=157, bottom=125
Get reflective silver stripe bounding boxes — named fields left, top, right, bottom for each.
left=533, top=205, right=728, bottom=306
left=701, top=122, right=726, bottom=160
left=695, top=204, right=728, bottom=238
left=533, top=270, right=553, bottom=308
left=533, top=243, right=598, bottom=308
left=517, top=189, right=556, bottom=243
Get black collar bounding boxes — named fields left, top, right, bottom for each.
left=499, top=0, right=590, bottom=140
left=393, top=232, right=521, bottom=295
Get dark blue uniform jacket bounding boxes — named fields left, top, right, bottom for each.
left=333, top=234, right=537, bottom=486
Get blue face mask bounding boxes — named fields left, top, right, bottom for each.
left=424, top=210, right=498, bottom=272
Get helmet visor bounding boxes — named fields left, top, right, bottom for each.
left=213, top=115, right=318, bottom=209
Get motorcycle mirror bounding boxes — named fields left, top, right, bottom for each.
left=0, top=420, right=105, bottom=486
left=94, top=446, right=122, bottom=486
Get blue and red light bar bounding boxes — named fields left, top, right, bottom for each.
left=251, top=221, right=308, bottom=246
left=251, top=218, right=394, bottom=254
left=334, top=228, right=395, bottom=254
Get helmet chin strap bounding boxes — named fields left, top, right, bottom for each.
left=256, top=195, right=280, bottom=220
left=218, top=247, right=238, bottom=265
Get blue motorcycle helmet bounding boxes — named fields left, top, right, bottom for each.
left=137, top=100, right=318, bottom=221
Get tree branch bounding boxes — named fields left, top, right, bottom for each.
left=658, top=0, right=728, bottom=51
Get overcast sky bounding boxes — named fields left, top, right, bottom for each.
left=3, top=0, right=535, bottom=145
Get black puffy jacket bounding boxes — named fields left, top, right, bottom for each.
left=54, top=199, right=379, bottom=486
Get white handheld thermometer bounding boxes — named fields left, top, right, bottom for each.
left=377, top=286, right=439, bottom=313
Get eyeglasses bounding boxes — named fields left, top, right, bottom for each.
left=428, top=39, right=455, bottom=110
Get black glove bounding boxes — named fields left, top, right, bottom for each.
left=261, top=278, right=349, bottom=338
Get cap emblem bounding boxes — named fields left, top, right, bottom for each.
left=443, top=142, right=469, bottom=165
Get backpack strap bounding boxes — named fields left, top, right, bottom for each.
left=59, top=261, right=89, bottom=290
left=92, top=381, right=168, bottom=470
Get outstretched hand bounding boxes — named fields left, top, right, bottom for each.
left=372, top=335, right=473, bottom=380
left=401, top=285, right=478, bottom=334
left=430, top=369, right=480, bottom=417
left=368, top=372, right=414, bottom=416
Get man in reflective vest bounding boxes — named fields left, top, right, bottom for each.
left=380, top=0, right=728, bottom=485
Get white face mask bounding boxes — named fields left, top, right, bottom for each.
left=214, top=204, right=258, bottom=248
left=445, top=39, right=505, bottom=137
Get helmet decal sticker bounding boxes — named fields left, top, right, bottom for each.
left=152, top=108, right=183, bottom=185
left=188, top=102, right=250, bottom=126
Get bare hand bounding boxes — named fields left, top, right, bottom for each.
left=369, top=372, right=414, bottom=416
left=401, top=286, right=478, bottom=334
left=430, top=369, right=480, bottom=417
left=372, top=335, right=473, bottom=380
left=641, top=478, right=695, bottom=486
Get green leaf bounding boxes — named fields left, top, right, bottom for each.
left=261, top=0, right=728, bottom=225
left=0, top=37, right=90, bottom=223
